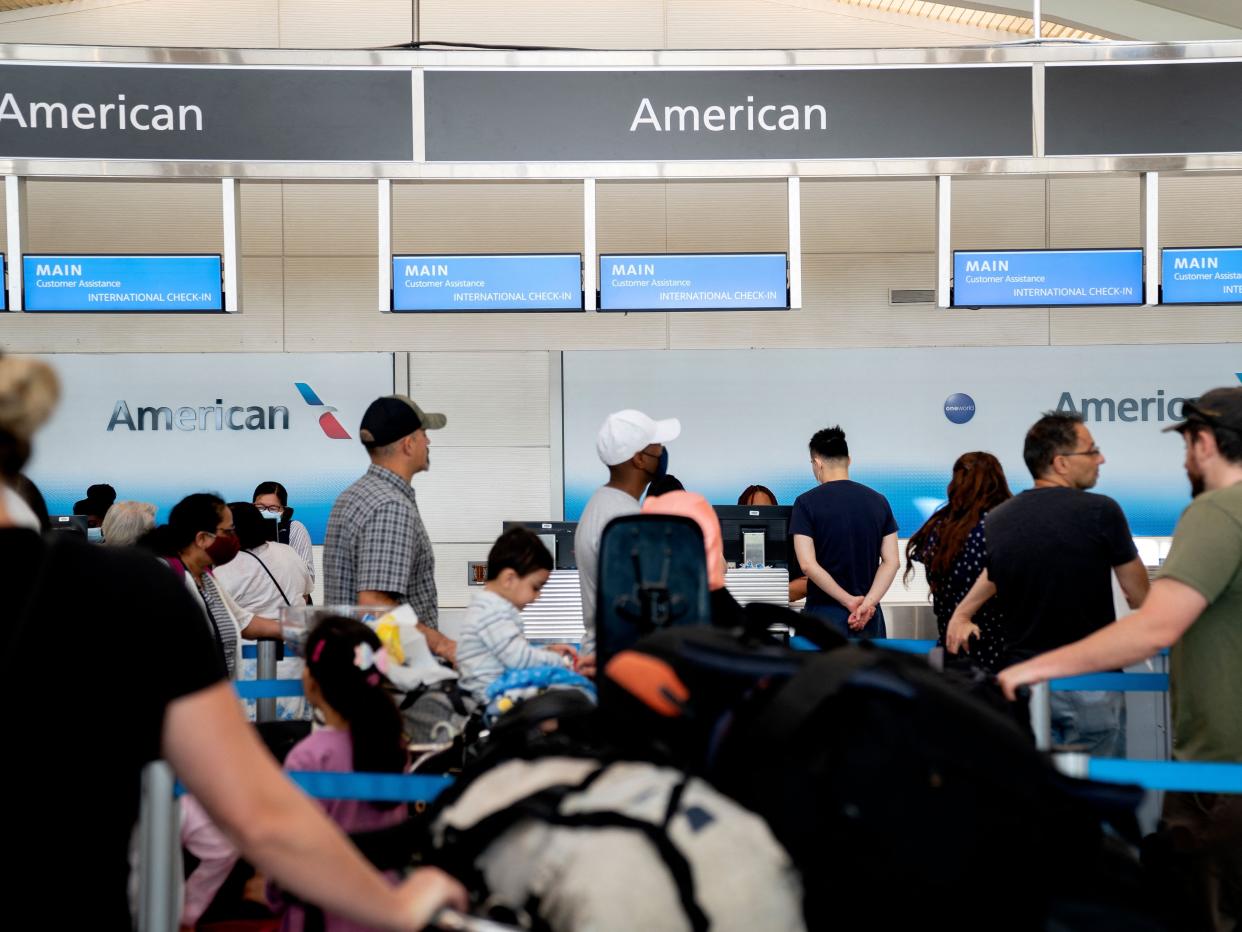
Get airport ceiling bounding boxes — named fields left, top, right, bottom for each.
left=0, top=0, right=1238, bottom=41
left=1146, top=0, right=1242, bottom=29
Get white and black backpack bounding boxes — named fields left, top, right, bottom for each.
left=426, top=750, right=805, bottom=932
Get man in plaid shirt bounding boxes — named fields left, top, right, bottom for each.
left=324, top=394, right=456, bottom=663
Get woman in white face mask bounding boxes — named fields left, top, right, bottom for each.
left=252, top=480, right=315, bottom=584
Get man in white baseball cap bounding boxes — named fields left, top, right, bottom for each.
left=575, top=409, right=681, bottom=669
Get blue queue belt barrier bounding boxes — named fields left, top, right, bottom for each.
left=175, top=771, right=455, bottom=803
left=789, top=636, right=937, bottom=653
left=235, top=679, right=305, bottom=699
left=1084, top=759, right=1242, bottom=794
left=1050, top=672, right=1169, bottom=691
left=288, top=771, right=455, bottom=803
left=242, top=644, right=258, bottom=659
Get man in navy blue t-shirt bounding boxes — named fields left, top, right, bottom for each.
left=790, top=425, right=899, bottom=638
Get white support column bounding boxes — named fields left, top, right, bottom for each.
left=1033, top=0, right=1042, bottom=39
left=394, top=351, right=411, bottom=396
left=549, top=350, right=565, bottom=519
left=1141, top=172, right=1160, bottom=307
left=378, top=179, right=393, bottom=313
left=1032, top=64, right=1046, bottom=158
left=936, top=175, right=952, bottom=309
left=221, top=178, right=242, bottom=313
left=787, top=177, right=802, bottom=309
left=583, top=178, right=597, bottom=311
left=6, top=176, right=26, bottom=312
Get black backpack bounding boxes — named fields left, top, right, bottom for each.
left=598, top=623, right=1158, bottom=930
left=595, top=513, right=711, bottom=666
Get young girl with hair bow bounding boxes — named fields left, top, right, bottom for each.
left=274, top=615, right=411, bottom=931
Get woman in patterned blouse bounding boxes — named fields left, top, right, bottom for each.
left=905, top=452, right=1012, bottom=671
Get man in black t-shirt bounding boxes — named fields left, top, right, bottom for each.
left=790, top=425, right=899, bottom=638
left=946, top=411, right=1150, bottom=755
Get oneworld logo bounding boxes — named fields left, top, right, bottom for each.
left=295, top=382, right=351, bottom=440
left=944, top=393, right=976, bottom=424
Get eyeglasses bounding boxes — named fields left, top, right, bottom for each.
left=213, top=526, right=237, bottom=537
left=254, top=505, right=284, bottom=514
left=1061, top=446, right=1102, bottom=458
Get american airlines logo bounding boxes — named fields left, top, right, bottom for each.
left=295, top=382, right=351, bottom=440
left=106, top=381, right=349, bottom=439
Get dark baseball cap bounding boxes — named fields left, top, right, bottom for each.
left=359, top=395, right=447, bottom=448
left=1163, top=387, right=1242, bottom=435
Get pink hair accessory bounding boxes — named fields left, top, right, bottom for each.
left=311, top=640, right=327, bottom=663
left=353, top=643, right=390, bottom=678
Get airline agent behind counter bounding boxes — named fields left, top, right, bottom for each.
left=737, top=484, right=808, bottom=604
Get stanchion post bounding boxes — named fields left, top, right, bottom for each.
left=1051, top=751, right=1089, bottom=780
left=1030, top=681, right=1052, bottom=751
left=256, top=639, right=279, bottom=723
left=137, top=761, right=180, bottom=932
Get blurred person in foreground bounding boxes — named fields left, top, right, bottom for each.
left=0, top=354, right=465, bottom=929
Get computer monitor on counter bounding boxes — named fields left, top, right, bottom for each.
left=501, top=520, right=579, bottom=570
left=712, top=505, right=793, bottom=568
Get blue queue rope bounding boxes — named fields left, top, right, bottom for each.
left=242, top=644, right=258, bottom=660
left=176, top=771, right=454, bottom=803
left=225, top=678, right=1242, bottom=798
left=788, top=636, right=937, bottom=653
left=235, top=679, right=306, bottom=699
left=1050, top=672, right=1169, bottom=692
left=787, top=639, right=1172, bottom=692
left=288, top=771, right=455, bottom=803
left=1087, top=759, right=1242, bottom=794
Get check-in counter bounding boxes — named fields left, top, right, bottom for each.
left=518, top=566, right=792, bottom=643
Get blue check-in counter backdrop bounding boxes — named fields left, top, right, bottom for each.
left=25, top=353, right=394, bottom=541
left=561, top=345, right=1241, bottom=536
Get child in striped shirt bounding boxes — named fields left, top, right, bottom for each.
left=457, top=526, right=579, bottom=703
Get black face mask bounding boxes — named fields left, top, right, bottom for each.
left=645, top=447, right=669, bottom=482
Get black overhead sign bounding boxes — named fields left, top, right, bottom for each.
left=1045, top=62, right=1242, bottom=156
left=422, top=67, right=1034, bottom=162
left=6, top=57, right=1242, bottom=165
left=0, top=63, right=413, bottom=161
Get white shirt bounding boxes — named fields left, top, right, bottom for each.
left=213, top=541, right=311, bottom=618
left=575, top=485, right=642, bottom=655
left=287, top=519, right=315, bottom=584
left=3, top=487, right=40, bottom=531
